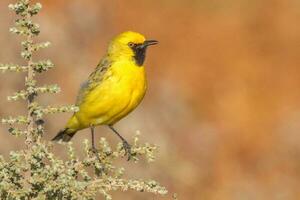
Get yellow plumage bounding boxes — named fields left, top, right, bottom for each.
left=52, top=31, right=158, bottom=147
left=68, top=57, right=147, bottom=130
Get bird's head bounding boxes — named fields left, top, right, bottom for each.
left=108, top=31, right=158, bottom=66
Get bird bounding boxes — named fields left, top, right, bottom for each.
left=52, top=31, right=158, bottom=160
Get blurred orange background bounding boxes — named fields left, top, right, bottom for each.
left=1, top=0, right=300, bottom=199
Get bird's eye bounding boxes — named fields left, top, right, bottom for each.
left=128, top=42, right=135, bottom=48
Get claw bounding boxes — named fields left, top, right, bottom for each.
left=89, top=147, right=105, bottom=176
left=108, top=126, right=133, bottom=161
left=89, top=147, right=101, bottom=162
left=122, top=141, right=132, bottom=161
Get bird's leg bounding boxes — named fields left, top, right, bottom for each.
left=108, top=125, right=132, bottom=161
left=90, top=126, right=101, bottom=162
left=91, top=126, right=96, bottom=149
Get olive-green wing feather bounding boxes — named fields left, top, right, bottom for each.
left=75, top=57, right=111, bottom=105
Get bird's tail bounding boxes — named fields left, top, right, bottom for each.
left=52, top=128, right=77, bottom=142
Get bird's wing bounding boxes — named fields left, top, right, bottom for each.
left=75, top=57, right=111, bottom=105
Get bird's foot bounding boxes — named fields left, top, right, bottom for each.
left=122, top=141, right=132, bottom=161
left=89, top=147, right=101, bottom=162
left=89, top=147, right=105, bottom=176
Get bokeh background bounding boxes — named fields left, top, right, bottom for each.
left=1, top=0, right=300, bottom=199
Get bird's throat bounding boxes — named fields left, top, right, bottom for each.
left=132, top=46, right=147, bottom=66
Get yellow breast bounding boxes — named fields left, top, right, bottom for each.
left=73, top=60, right=147, bottom=129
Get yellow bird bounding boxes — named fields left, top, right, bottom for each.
left=52, top=31, right=158, bottom=159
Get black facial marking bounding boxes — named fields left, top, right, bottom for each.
left=129, top=40, right=158, bottom=66
left=130, top=43, right=147, bottom=66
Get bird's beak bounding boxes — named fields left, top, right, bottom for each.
left=143, top=40, right=159, bottom=47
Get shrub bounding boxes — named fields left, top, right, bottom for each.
left=0, top=0, right=167, bottom=199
